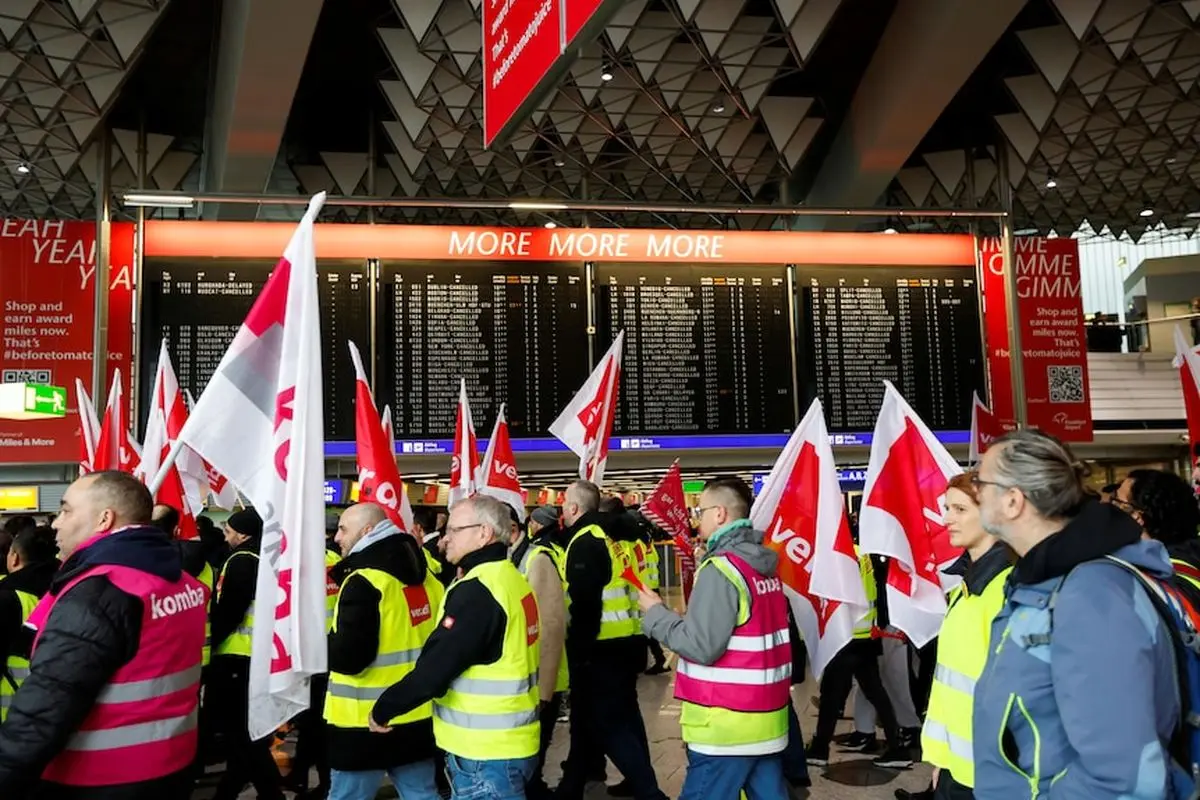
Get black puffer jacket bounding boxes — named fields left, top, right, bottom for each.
left=0, top=558, right=57, bottom=672
left=0, top=526, right=194, bottom=800
left=327, top=531, right=435, bottom=771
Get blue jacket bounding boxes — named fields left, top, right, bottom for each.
left=973, top=502, right=1181, bottom=799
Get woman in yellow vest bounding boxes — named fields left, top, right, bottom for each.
left=368, top=494, right=540, bottom=800
left=910, top=471, right=1012, bottom=800
left=0, top=526, right=58, bottom=722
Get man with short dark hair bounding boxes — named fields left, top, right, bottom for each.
left=0, top=472, right=206, bottom=798
left=0, top=526, right=57, bottom=722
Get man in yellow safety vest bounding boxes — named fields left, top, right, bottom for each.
left=0, top=527, right=57, bottom=723
left=368, top=494, right=541, bottom=798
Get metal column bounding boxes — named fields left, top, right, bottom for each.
left=130, top=119, right=148, bottom=430
left=997, top=146, right=1027, bottom=426
left=91, top=130, right=113, bottom=404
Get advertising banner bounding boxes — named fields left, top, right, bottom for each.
left=0, top=220, right=136, bottom=463
left=980, top=236, right=1092, bottom=442
left=483, top=0, right=563, bottom=148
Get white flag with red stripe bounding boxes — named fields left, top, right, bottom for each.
left=94, top=369, right=140, bottom=474
left=449, top=379, right=480, bottom=507
left=1174, top=327, right=1200, bottom=462
left=860, top=381, right=963, bottom=647
left=968, top=392, right=1008, bottom=466
left=349, top=341, right=413, bottom=531
left=381, top=405, right=395, bottom=452
left=170, top=193, right=328, bottom=739
left=751, top=399, right=868, bottom=678
left=75, top=379, right=100, bottom=476
left=377, top=404, right=413, bottom=528
left=479, top=403, right=525, bottom=521
left=550, top=331, right=623, bottom=486
left=184, top=389, right=240, bottom=510
left=138, top=340, right=198, bottom=539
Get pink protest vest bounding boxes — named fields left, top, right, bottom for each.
left=674, top=553, right=791, bottom=713
left=29, top=559, right=205, bottom=786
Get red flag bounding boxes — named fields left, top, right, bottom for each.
left=860, top=381, right=964, bottom=646
left=550, top=331, right=623, bottom=485
left=94, top=368, right=139, bottom=474
left=75, top=378, right=100, bottom=476
left=968, top=391, right=1010, bottom=466
left=449, top=379, right=480, bottom=507
left=640, top=460, right=696, bottom=591
left=1175, top=327, right=1200, bottom=464
left=349, top=341, right=412, bottom=531
left=139, top=340, right=198, bottom=540
left=479, top=403, right=525, bottom=521
left=751, top=399, right=867, bottom=677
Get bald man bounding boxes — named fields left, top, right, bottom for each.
left=323, top=504, right=444, bottom=800
left=0, top=471, right=206, bottom=799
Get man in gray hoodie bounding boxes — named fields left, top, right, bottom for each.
left=637, top=477, right=793, bottom=800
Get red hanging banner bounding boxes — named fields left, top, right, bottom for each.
left=980, top=236, right=1092, bottom=442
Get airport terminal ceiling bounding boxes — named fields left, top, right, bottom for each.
left=3, top=0, right=1200, bottom=237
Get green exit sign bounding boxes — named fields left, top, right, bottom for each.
left=682, top=479, right=706, bottom=494
left=0, top=382, right=68, bottom=420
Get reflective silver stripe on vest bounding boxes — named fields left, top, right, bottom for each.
left=235, top=625, right=254, bottom=638
left=933, top=663, right=977, bottom=696
left=328, top=683, right=386, bottom=701
left=97, top=664, right=202, bottom=704
left=600, top=610, right=634, bottom=623
left=433, top=703, right=538, bottom=730
left=677, top=661, right=791, bottom=686
left=66, top=709, right=198, bottom=752
left=922, top=719, right=974, bottom=762
left=450, top=671, right=537, bottom=696
left=8, top=666, right=30, bottom=682
left=601, top=588, right=628, bottom=601
left=373, top=648, right=422, bottom=667
left=0, top=696, right=9, bottom=709
left=727, top=628, right=790, bottom=652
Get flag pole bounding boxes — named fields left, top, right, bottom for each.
left=148, top=435, right=187, bottom=496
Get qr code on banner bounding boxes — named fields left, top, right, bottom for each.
left=1, top=369, right=51, bottom=383
left=1048, top=365, right=1085, bottom=403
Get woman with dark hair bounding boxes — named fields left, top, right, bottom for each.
left=1116, top=468, right=1200, bottom=606
left=901, top=472, right=1012, bottom=800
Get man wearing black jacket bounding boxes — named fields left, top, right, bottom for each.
left=207, top=509, right=284, bottom=800
left=556, top=481, right=666, bottom=800
left=324, top=503, right=442, bottom=800
left=0, top=471, right=205, bottom=800
left=0, top=527, right=58, bottom=722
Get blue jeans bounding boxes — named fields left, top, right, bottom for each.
left=446, top=754, right=537, bottom=800
left=678, top=749, right=787, bottom=800
left=329, top=760, right=439, bottom=800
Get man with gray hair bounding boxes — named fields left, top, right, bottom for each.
left=370, top=494, right=542, bottom=798
left=972, top=429, right=1183, bottom=799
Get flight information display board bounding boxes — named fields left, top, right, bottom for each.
left=796, top=265, right=984, bottom=432
left=595, top=265, right=795, bottom=435
left=378, top=262, right=588, bottom=438
left=141, top=259, right=371, bottom=440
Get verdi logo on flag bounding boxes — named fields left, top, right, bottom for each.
left=349, top=340, right=413, bottom=531
left=480, top=403, right=525, bottom=520
left=550, top=331, right=623, bottom=485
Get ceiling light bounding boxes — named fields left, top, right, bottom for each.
left=1045, top=178, right=1057, bottom=188
left=544, top=221, right=557, bottom=229
left=600, top=65, right=614, bottom=82
left=553, top=158, right=565, bottom=167
left=883, top=227, right=897, bottom=234
left=509, top=201, right=568, bottom=211
left=1139, top=207, right=1155, bottom=217
left=15, top=163, right=30, bottom=175
left=1014, top=227, right=1039, bottom=235
left=1186, top=211, right=1200, bottom=219
left=121, top=192, right=196, bottom=209
left=1167, top=157, right=1178, bottom=164
left=713, top=102, right=726, bottom=113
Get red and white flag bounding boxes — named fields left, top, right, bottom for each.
left=138, top=340, right=198, bottom=539
left=349, top=341, right=413, bottom=531
left=381, top=405, right=395, bottom=452
left=75, top=378, right=100, bottom=476
left=640, top=460, right=696, bottom=594
left=752, top=399, right=868, bottom=678
left=184, top=389, right=240, bottom=510
left=968, top=392, right=1008, bottom=466
left=550, top=331, right=623, bottom=486
left=860, top=381, right=963, bottom=647
left=165, top=193, right=328, bottom=739
left=479, top=403, right=525, bottom=521
left=1174, top=327, right=1200, bottom=463
left=94, top=368, right=140, bottom=474
left=449, top=379, right=480, bottom=507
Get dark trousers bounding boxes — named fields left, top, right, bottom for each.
left=208, top=657, right=285, bottom=800
left=557, top=657, right=666, bottom=800
left=813, top=639, right=900, bottom=748
left=289, top=673, right=331, bottom=790
left=935, top=770, right=975, bottom=800
left=781, top=700, right=809, bottom=783
left=527, top=693, right=564, bottom=800
left=647, top=638, right=666, bottom=668
left=912, top=638, right=938, bottom=720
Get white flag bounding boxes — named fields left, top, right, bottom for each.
left=75, top=379, right=100, bottom=476
left=449, top=378, right=480, bottom=507
left=479, top=403, right=525, bottom=521
left=860, top=381, right=963, bottom=646
left=751, top=399, right=868, bottom=678
left=173, top=193, right=328, bottom=739
left=549, top=331, right=623, bottom=486
left=184, top=389, right=240, bottom=510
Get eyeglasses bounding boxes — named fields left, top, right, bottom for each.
left=1110, top=497, right=1141, bottom=514
left=691, top=505, right=719, bottom=519
left=970, top=474, right=1014, bottom=491
left=445, top=523, right=483, bottom=536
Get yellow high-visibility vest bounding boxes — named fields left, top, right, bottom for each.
left=324, top=549, right=341, bottom=634
left=520, top=543, right=569, bottom=693
left=644, top=542, right=661, bottom=591
left=324, top=567, right=440, bottom=729
left=565, top=525, right=639, bottom=641
left=432, top=559, right=540, bottom=760
left=921, top=565, right=1012, bottom=788
left=853, top=549, right=877, bottom=639
left=196, top=561, right=214, bottom=667
left=213, top=550, right=258, bottom=658
left=0, top=589, right=38, bottom=722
